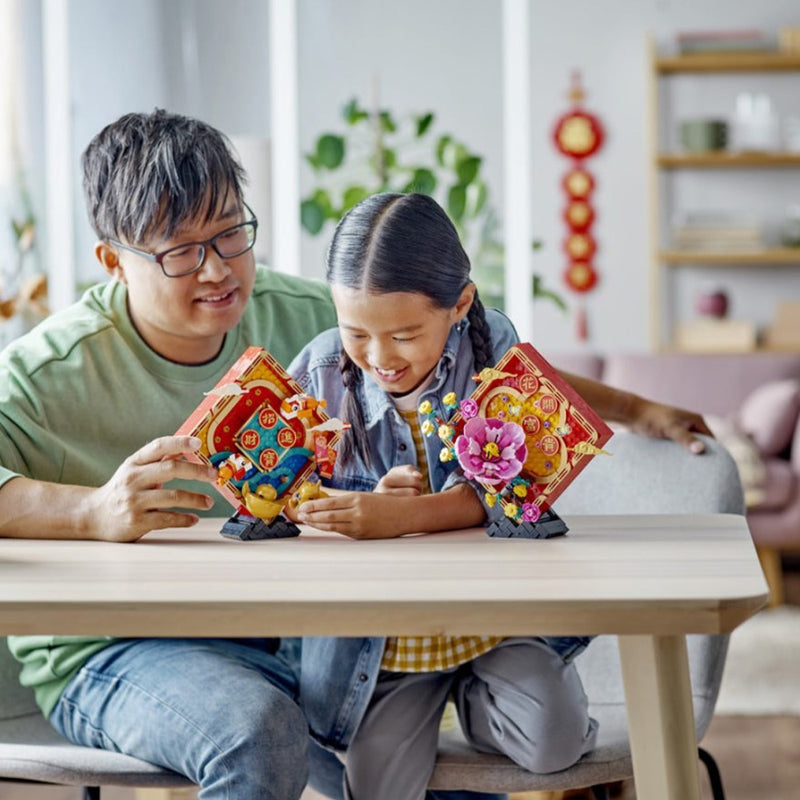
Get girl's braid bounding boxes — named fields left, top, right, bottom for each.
left=466, top=291, right=495, bottom=372
left=338, top=348, right=371, bottom=468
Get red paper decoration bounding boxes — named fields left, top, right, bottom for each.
left=552, top=72, right=605, bottom=340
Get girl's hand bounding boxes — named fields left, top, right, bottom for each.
left=627, top=397, right=713, bottom=454
left=82, top=436, right=217, bottom=542
left=296, top=492, right=413, bottom=539
left=375, top=465, right=424, bottom=496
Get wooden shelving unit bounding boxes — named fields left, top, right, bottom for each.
left=657, top=152, right=800, bottom=168
left=648, top=37, right=800, bottom=351
left=655, top=51, right=800, bottom=73
left=660, top=248, right=800, bottom=265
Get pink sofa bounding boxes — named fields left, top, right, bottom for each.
left=546, top=350, right=800, bottom=604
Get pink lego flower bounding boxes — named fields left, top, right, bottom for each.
left=521, top=503, right=541, bottom=523
left=460, top=398, right=479, bottom=419
left=454, top=417, right=527, bottom=485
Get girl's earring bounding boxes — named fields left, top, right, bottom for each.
left=456, top=319, right=465, bottom=333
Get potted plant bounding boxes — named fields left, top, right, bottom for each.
left=300, top=98, right=565, bottom=312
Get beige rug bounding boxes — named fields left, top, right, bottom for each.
left=715, top=604, right=800, bottom=716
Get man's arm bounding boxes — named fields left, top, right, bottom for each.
left=0, top=436, right=218, bottom=542
left=559, top=370, right=712, bottom=454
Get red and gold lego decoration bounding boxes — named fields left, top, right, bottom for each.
left=176, top=346, right=347, bottom=523
left=419, top=343, right=613, bottom=531
left=553, top=71, right=605, bottom=340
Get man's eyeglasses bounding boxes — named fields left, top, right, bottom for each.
left=109, top=205, right=258, bottom=278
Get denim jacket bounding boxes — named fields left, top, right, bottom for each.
left=287, top=309, right=589, bottom=751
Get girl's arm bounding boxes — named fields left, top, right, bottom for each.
left=559, top=370, right=712, bottom=454
left=294, top=482, right=485, bottom=539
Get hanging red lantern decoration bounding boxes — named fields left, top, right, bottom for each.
left=552, top=71, right=605, bottom=340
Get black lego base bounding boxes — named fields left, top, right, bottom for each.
left=487, top=508, right=568, bottom=539
left=220, top=512, right=300, bottom=541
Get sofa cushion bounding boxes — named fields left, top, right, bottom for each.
left=755, top=459, right=797, bottom=511
left=602, top=353, right=800, bottom=417
left=705, top=415, right=766, bottom=508
left=738, top=379, right=800, bottom=457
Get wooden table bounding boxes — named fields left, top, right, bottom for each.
left=0, top=513, right=768, bottom=800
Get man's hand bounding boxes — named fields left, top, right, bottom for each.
left=81, top=435, right=217, bottom=542
left=375, top=465, right=424, bottom=496
left=627, top=397, right=713, bottom=454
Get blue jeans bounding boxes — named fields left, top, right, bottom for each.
left=50, top=637, right=507, bottom=800
left=49, top=638, right=308, bottom=800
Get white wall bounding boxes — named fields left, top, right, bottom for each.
left=20, top=0, right=800, bottom=352
left=296, top=0, right=502, bottom=280
left=295, top=0, right=800, bottom=353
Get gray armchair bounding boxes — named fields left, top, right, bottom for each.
left=430, top=433, right=744, bottom=798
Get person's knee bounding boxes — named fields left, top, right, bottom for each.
left=510, top=704, right=594, bottom=773
left=202, top=685, right=309, bottom=798
left=463, top=642, right=595, bottom=774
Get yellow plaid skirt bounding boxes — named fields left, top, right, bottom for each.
left=380, top=635, right=504, bottom=672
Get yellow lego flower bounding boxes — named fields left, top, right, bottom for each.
left=418, top=400, right=433, bottom=415
left=421, top=419, right=435, bottom=436
left=504, top=502, right=520, bottom=519
left=485, top=493, right=497, bottom=507
left=443, top=391, right=457, bottom=407
left=438, top=424, right=453, bottom=441
left=439, top=447, right=454, bottom=462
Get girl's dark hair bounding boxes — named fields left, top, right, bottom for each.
left=82, top=109, right=246, bottom=244
left=327, top=192, right=494, bottom=467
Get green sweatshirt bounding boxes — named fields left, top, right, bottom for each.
left=3, top=267, right=337, bottom=717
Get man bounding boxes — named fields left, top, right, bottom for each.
left=1, top=109, right=711, bottom=800
left=0, top=109, right=509, bottom=800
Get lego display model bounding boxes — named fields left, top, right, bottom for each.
left=177, top=343, right=612, bottom=541
left=421, top=342, right=613, bottom=539
left=175, top=346, right=347, bottom=540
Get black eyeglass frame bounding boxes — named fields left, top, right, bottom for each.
left=108, top=203, right=258, bottom=278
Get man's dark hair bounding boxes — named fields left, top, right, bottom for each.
left=82, top=109, right=246, bottom=244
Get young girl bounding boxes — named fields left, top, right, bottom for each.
left=288, top=192, right=711, bottom=800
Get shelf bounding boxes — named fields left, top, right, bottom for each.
left=658, top=152, right=800, bottom=168
left=660, top=248, right=800, bottom=265
left=656, top=51, right=800, bottom=73
left=648, top=34, right=800, bottom=350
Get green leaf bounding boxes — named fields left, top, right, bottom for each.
left=447, top=184, right=467, bottom=222
left=456, top=155, right=482, bottom=186
left=305, top=153, right=322, bottom=171
left=415, top=112, right=434, bottom=137
left=316, top=134, right=345, bottom=169
left=435, top=135, right=452, bottom=167
left=342, top=185, right=370, bottom=211
left=465, top=181, right=488, bottom=217
left=300, top=198, right=326, bottom=235
left=342, top=98, right=369, bottom=125
left=531, top=238, right=544, bottom=251
left=402, top=168, right=437, bottom=195
left=379, top=111, right=397, bottom=133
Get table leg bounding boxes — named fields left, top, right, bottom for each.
left=617, top=634, right=701, bottom=800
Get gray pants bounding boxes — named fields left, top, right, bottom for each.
left=344, top=637, right=598, bottom=800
